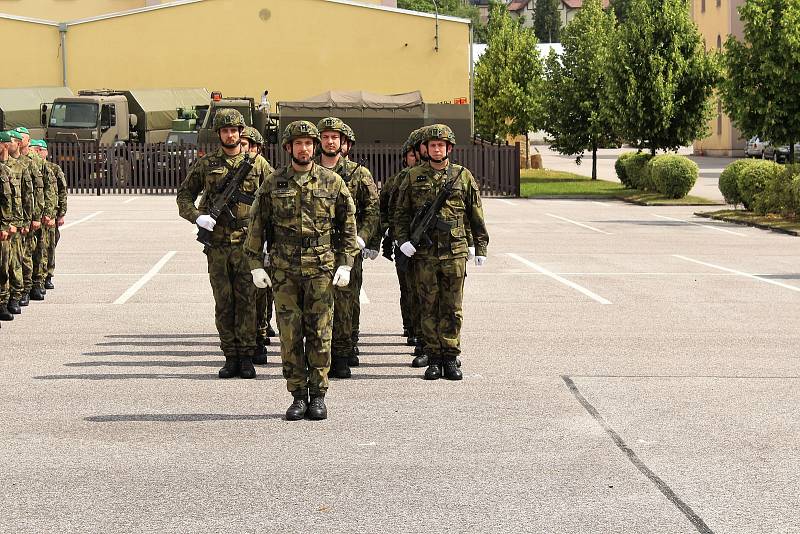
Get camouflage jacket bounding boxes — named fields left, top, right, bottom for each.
left=394, top=163, right=488, bottom=260
left=46, top=161, right=68, bottom=217
left=0, top=162, right=13, bottom=232
left=22, top=152, right=44, bottom=221
left=33, top=153, right=57, bottom=218
left=245, top=162, right=358, bottom=277
left=176, top=148, right=268, bottom=246
left=379, top=168, right=408, bottom=240
left=6, top=157, right=32, bottom=226
left=324, top=156, right=379, bottom=250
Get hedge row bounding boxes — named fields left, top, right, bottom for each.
left=615, top=152, right=698, bottom=198
left=718, top=159, right=800, bottom=216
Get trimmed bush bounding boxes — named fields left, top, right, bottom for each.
left=620, top=152, right=653, bottom=190
left=754, top=168, right=793, bottom=215
left=649, top=155, right=698, bottom=198
left=718, top=159, right=757, bottom=206
left=737, top=160, right=782, bottom=210
left=615, top=152, right=636, bottom=187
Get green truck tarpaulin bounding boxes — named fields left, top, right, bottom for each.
left=0, top=86, right=74, bottom=130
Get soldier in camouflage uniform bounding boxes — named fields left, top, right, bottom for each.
left=29, top=139, right=58, bottom=301
left=13, top=127, right=44, bottom=307
left=240, top=126, right=276, bottom=364
left=0, top=131, right=19, bottom=323
left=4, top=129, right=34, bottom=315
left=245, top=121, right=358, bottom=421
left=315, top=118, right=379, bottom=378
left=394, top=124, right=489, bottom=380
left=177, top=109, right=269, bottom=379
left=45, top=142, right=68, bottom=290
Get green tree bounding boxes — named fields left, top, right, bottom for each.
left=543, top=0, right=616, bottom=179
left=398, top=0, right=488, bottom=42
left=609, top=0, right=632, bottom=22
left=605, top=0, right=718, bottom=154
left=475, top=1, right=544, bottom=141
left=720, top=0, right=800, bottom=163
left=534, top=0, right=561, bottom=43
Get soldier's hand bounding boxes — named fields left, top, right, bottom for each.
left=8, top=226, right=16, bottom=234
left=399, top=241, right=416, bottom=258
left=0, top=231, right=8, bottom=241
left=475, top=256, right=487, bottom=267
left=56, top=217, right=65, bottom=227
left=47, top=219, right=56, bottom=228
left=364, top=249, right=379, bottom=260
left=332, top=265, right=352, bottom=287
left=196, top=214, right=216, bottom=231
left=356, top=236, right=366, bottom=250
left=468, top=246, right=476, bottom=261
left=250, top=268, right=272, bottom=289
left=31, top=221, right=41, bottom=231
left=21, top=227, right=29, bottom=235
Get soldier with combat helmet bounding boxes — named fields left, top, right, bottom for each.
left=244, top=120, right=358, bottom=421
left=12, top=127, right=44, bottom=308
left=394, top=124, right=489, bottom=380
left=34, top=139, right=67, bottom=292
left=177, top=109, right=269, bottom=379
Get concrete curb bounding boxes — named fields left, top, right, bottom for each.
left=695, top=211, right=800, bottom=236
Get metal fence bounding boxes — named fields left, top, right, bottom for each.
left=49, top=141, right=520, bottom=197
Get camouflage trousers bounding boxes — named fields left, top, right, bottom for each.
left=206, top=243, right=257, bottom=358
left=9, top=231, right=32, bottom=300
left=415, top=257, right=467, bottom=358
left=396, top=259, right=414, bottom=331
left=410, top=259, right=422, bottom=338
left=332, top=254, right=363, bottom=357
left=0, top=239, right=10, bottom=306
left=272, top=268, right=333, bottom=395
left=47, top=225, right=61, bottom=277
left=256, top=285, right=275, bottom=343
left=32, top=227, right=53, bottom=289
left=352, top=254, right=362, bottom=341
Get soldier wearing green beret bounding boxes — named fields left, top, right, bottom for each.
left=0, top=131, right=20, bottom=322
left=42, top=139, right=67, bottom=290
left=28, top=139, right=58, bottom=300
left=4, top=130, right=33, bottom=315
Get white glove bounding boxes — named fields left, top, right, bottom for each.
left=475, top=256, right=487, bottom=267
left=468, top=246, right=476, bottom=260
left=251, top=268, right=271, bottom=288
left=400, top=241, right=416, bottom=258
left=332, top=265, right=352, bottom=287
left=356, top=236, right=366, bottom=250
left=196, top=214, right=216, bottom=231
left=363, top=249, right=379, bottom=260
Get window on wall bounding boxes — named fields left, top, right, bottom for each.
left=717, top=101, right=722, bottom=135
left=717, top=35, right=722, bottom=49
left=702, top=0, right=706, bottom=12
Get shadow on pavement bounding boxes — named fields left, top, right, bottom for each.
left=85, top=413, right=285, bottom=423
left=33, top=373, right=281, bottom=381
left=96, top=341, right=219, bottom=347
left=65, top=360, right=281, bottom=368
left=83, top=350, right=221, bottom=357
left=104, top=334, right=219, bottom=339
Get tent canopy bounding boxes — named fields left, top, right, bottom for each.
left=279, top=90, right=424, bottom=111
left=126, top=88, right=210, bottom=131
left=0, top=86, right=74, bottom=129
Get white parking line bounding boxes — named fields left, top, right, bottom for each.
left=360, top=287, right=370, bottom=304
left=113, top=251, right=177, bottom=305
left=122, top=197, right=139, bottom=204
left=674, top=255, right=800, bottom=293
left=61, top=211, right=103, bottom=230
left=498, top=199, right=517, bottom=206
left=507, top=253, right=612, bottom=304
left=546, top=213, right=611, bottom=235
left=653, top=214, right=746, bottom=236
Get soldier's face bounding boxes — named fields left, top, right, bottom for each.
left=0, top=142, right=7, bottom=158
left=219, top=126, right=240, bottom=148
left=8, top=139, right=19, bottom=156
left=20, top=134, right=30, bottom=149
left=292, top=137, right=315, bottom=164
left=240, top=138, right=251, bottom=152
left=321, top=131, right=341, bottom=156
left=248, top=145, right=260, bottom=157
left=427, top=140, right=450, bottom=160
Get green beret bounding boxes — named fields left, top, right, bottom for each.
left=30, top=139, right=47, bottom=148
left=8, top=130, right=24, bottom=140
left=0, top=131, right=12, bottom=142
left=14, top=126, right=30, bottom=135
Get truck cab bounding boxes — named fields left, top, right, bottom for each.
left=44, top=90, right=134, bottom=144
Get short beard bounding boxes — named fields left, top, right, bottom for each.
left=292, top=155, right=311, bottom=166
left=220, top=139, right=240, bottom=149
left=322, top=148, right=340, bottom=158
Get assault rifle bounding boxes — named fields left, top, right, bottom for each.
left=196, top=154, right=254, bottom=247
left=396, top=165, right=465, bottom=273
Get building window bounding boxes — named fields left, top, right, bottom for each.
left=702, top=0, right=706, bottom=12
left=716, top=0, right=721, bottom=6
left=717, top=34, right=722, bottom=49
left=717, top=101, right=722, bottom=135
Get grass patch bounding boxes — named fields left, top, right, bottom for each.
left=697, top=209, right=800, bottom=235
left=520, top=169, right=720, bottom=205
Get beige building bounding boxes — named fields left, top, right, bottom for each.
left=691, top=0, right=746, bottom=156
left=0, top=0, right=470, bottom=119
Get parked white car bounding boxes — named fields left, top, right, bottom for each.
left=744, top=136, right=768, bottom=158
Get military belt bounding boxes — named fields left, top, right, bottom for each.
left=274, top=234, right=331, bottom=248
left=229, top=218, right=249, bottom=230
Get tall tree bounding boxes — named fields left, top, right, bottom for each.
left=720, top=0, right=800, bottom=163
left=475, top=1, right=544, bottom=140
left=605, top=0, right=719, bottom=154
left=543, top=0, right=616, bottom=179
left=534, top=0, right=561, bottom=43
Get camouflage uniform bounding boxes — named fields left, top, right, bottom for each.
left=251, top=153, right=277, bottom=349
left=380, top=165, right=414, bottom=333
left=47, top=160, right=68, bottom=279
left=32, top=151, right=57, bottom=292
left=0, top=158, right=15, bottom=314
left=6, top=155, right=33, bottom=303
left=176, top=148, right=268, bottom=361
left=244, top=161, right=358, bottom=397
left=394, top=136, right=489, bottom=371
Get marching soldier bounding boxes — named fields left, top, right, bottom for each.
left=245, top=121, right=358, bottom=421
left=13, top=127, right=44, bottom=307
left=394, top=124, right=489, bottom=380
left=0, top=131, right=18, bottom=323
left=177, top=109, right=268, bottom=379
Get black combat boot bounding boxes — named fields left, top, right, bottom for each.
left=424, top=358, right=443, bottom=380
left=331, top=356, right=351, bottom=379
left=402, top=327, right=410, bottom=338
left=348, top=348, right=360, bottom=367
left=413, top=343, right=424, bottom=357
left=253, top=340, right=268, bottom=365
left=266, top=324, right=277, bottom=338
left=19, top=294, right=29, bottom=306
left=442, top=357, right=463, bottom=381
left=286, top=390, right=309, bottom=421
left=218, top=356, right=240, bottom=379
left=411, top=353, right=429, bottom=368
left=306, top=393, right=328, bottom=420
left=406, top=335, right=416, bottom=347
left=29, top=287, right=45, bottom=301
left=44, top=276, right=54, bottom=290
left=239, top=356, right=256, bottom=379
left=0, top=305, right=13, bottom=321
left=7, top=299, right=21, bottom=315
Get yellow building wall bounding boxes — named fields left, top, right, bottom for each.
left=0, top=17, right=63, bottom=87
left=63, top=0, right=470, bottom=107
left=0, top=0, right=147, bottom=20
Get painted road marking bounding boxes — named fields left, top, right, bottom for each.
left=507, top=253, right=612, bottom=304
left=546, top=213, right=611, bottom=235
left=653, top=214, right=746, bottom=236
left=674, top=255, right=800, bottom=293
left=113, top=251, right=177, bottom=305
left=61, top=211, right=103, bottom=230
left=498, top=199, right=517, bottom=206
left=360, top=287, right=370, bottom=304
left=122, top=197, right=139, bottom=204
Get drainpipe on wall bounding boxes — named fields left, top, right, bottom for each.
left=59, top=23, right=68, bottom=86
left=432, top=0, right=439, bottom=52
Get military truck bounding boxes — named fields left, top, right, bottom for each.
left=0, top=86, right=74, bottom=139
left=43, top=88, right=210, bottom=144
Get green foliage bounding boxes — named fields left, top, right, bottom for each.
left=615, top=152, right=636, bottom=186
left=398, top=0, right=487, bottom=42
left=753, top=167, right=794, bottom=215
left=737, top=160, right=782, bottom=210
left=720, top=0, right=800, bottom=161
left=475, top=2, right=544, bottom=140
left=605, top=0, right=719, bottom=153
left=620, top=152, right=653, bottom=190
left=542, top=0, right=616, bottom=179
left=534, top=0, right=561, bottom=43
left=649, top=154, right=698, bottom=198
left=610, top=0, right=632, bottom=22
left=718, top=159, right=757, bottom=206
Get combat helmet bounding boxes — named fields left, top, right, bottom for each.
left=340, top=123, right=356, bottom=145
left=317, top=117, right=347, bottom=136
left=281, top=120, right=320, bottom=146
left=241, top=126, right=264, bottom=146
left=213, top=108, right=246, bottom=132
left=424, top=124, right=456, bottom=146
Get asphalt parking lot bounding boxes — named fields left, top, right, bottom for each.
left=2, top=194, right=799, bottom=533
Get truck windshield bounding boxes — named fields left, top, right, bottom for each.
left=49, top=102, right=98, bottom=128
